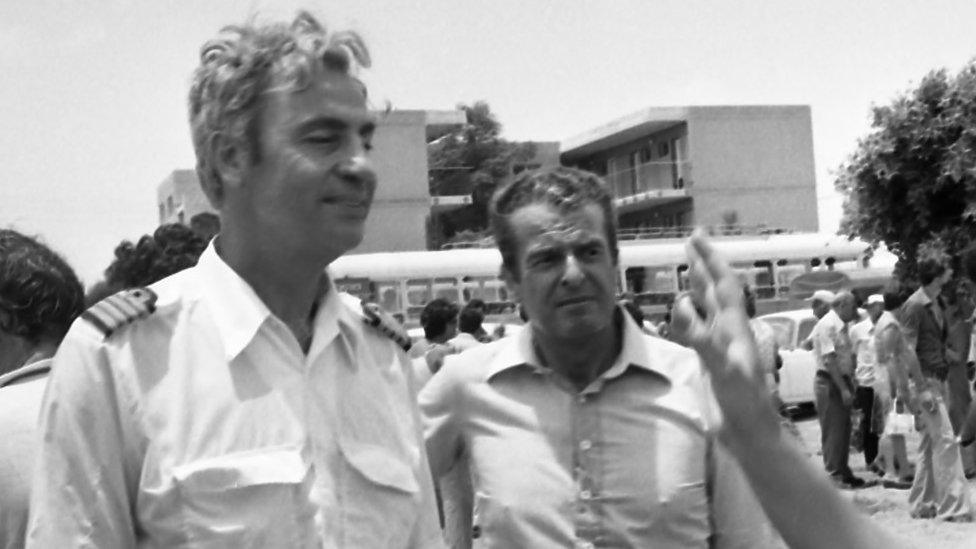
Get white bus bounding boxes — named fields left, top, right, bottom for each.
left=330, top=233, right=874, bottom=324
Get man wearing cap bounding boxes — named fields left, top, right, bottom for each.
left=849, top=294, right=885, bottom=474
left=810, top=290, right=865, bottom=488
left=800, top=289, right=835, bottom=351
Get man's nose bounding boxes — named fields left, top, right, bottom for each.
left=334, top=153, right=377, bottom=189
left=560, top=254, right=585, bottom=286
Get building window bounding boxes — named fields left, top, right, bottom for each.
left=167, top=196, right=174, bottom=214
left=658, top=142, right=670, bottom=157
left=158, top=203, right=165, bottom=221
left=640, top=144, right=653, bottom=163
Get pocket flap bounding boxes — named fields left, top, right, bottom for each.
left=340, top=441, right=419, bottom=494
left=173, top=447, right=309, bottom=493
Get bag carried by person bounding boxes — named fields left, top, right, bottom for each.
left=884, top=399, right=915, bottom=436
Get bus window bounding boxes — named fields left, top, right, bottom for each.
left=432, top=277, right=460, bottom=303
left=461, top=276, right=487, bottom=302
left=774, top=264, right=808, bottom=296
left=625, top=266, right=677, bottom=306
left=376, top=282, right=401, bottom=314
left=406, top=279, right=431, bottom=307
left=732, top=262, right=776, bottom=299
left=677, top=265, right=691, bottom=292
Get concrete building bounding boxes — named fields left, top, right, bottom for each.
left=560, top=105, right=819, bottom=237
left=156, top=109, right=466, bottom=252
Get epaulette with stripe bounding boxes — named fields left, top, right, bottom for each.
left=81, top=287, right=158, bottom=339
left=360, top=301, right=412, bottom=352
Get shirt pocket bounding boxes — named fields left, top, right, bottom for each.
left=172, top=446, right=317, bottom=548
left=340, top=439, right=419, bottom=494
left=655, top=480, right=710, bottom=540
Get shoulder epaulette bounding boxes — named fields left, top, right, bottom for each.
left=360, top=301, right=412, bottom=352
left=81, top=287, right=158, bottom=339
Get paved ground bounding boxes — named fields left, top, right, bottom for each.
left=791, top=407, right=976, bottom=548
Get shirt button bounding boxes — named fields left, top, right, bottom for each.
left=580, top=490, right=592, bottom=500
left=579, top=439, right=592, bottom=451
left=577, top=394, right=587, bottom=404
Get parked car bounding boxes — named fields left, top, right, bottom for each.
left=757, top=309, right=819, bottom=406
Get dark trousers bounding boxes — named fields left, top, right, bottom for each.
left=814, top=371, right=854, bottom=480
left=854, top=385, right=879, bottom=465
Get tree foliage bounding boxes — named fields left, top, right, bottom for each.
left=836, top=60, right=976, bottom=282
left=428, top=101, right=536, bottom=247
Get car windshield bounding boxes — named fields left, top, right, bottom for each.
left=760, top=317, right=795, bottom=349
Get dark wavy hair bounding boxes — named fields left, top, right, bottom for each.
left=420, top=298, right=459, bottom=340
left=104, top=224, right=207, bottom=289
left=489, top=166, right=618, bottom=280
left=0, top=229, right=84, bottom=344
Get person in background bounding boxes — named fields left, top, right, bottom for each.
left=0, top=230, right=85, bottom=549
left=448, top=307, right=485, bottom=352
left=410, top=298, right=459, bottom=360
left=27, top=11, right=442, bottom=547
left=461, top=298, right=494, bottom=342
left=744, top=285, right=806, bottom=452
left=873, top=289, right=915, bottom=489
left=410, top=298, right=460, bottom=388
left=89, top=223, right=207, bottom=304
left=810, top=290, right=866, bottom=489
left=849, top=294, right=884, bottom=475
left=800, top=289, right=835, bottom=350
left=900, top=257, right=974, bottom=520
left=942, top=278, right=976, bottom=477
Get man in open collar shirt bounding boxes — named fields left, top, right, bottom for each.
left=899, top=258, right=973, bottom=520
left=420, top=167, right=782, bottom=548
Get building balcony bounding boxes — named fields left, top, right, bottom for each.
left=605, top=159, right=691, bottom=213
left=605, top=159, right=690, bottom=197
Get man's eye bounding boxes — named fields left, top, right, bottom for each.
left=306, top=134, right=339, bottom=145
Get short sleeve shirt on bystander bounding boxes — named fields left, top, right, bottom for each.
left=810, top=309, right=854, bottom=376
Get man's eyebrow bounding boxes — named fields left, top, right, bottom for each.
left=295, top=116, right=375, bottom=133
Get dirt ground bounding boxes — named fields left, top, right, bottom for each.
left=791, top=408, right=976, bottom=548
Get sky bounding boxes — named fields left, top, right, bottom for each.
left=2, top=0, right=975, bottom=285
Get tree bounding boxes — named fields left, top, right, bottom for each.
left=835, top=60, right=976, bottom=283
left=428, top=101, right=536, bottom=248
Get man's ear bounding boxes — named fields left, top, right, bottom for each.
left=203, top=132, right=249, bottom=207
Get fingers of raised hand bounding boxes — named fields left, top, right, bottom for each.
left=671, top=292, right=708, bottom=349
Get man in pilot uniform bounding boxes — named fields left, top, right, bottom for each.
left=28, top=12, right=441, bottom=548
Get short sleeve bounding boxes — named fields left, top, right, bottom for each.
left=26, top=323, right=141, bottom=548
left=814, top=321, right=837, bottom=357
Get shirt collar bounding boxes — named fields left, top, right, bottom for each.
left=908, top=286, right=932, bottom=306
left=0, top=357, right=52, bottom=388
left=194, top=242, right=354, bottom=361
left=484, top=307, right=669, bottom=384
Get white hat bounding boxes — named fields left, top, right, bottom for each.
left=804, top=290, right=836, bottom=304
left=866, top=294, right=884, bottom=306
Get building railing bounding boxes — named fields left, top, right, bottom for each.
left=617, top=225, right=795, bottom=241
left=440, top=225, right=796, bottom=249
left=604, top=159, right=692, bottom=198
